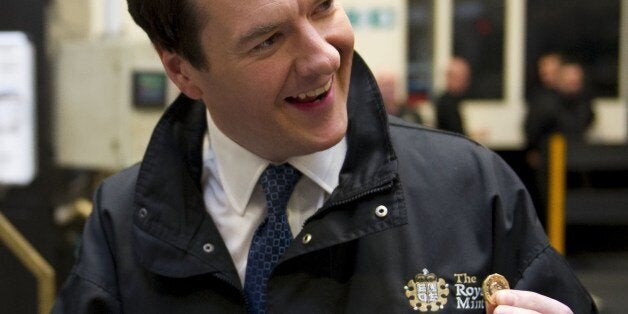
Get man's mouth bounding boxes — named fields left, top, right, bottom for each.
left=286, top=79, right=332, bottom=103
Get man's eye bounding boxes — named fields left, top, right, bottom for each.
left=253, top=33, right=281, bottom=52
left=314, top=0, right=334, bottom=14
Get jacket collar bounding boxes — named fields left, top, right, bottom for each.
left=132, top=52, right=404, bottom=280
left=335, top=53, right=397, bottom=200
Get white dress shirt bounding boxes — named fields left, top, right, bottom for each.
left=201, top=111, right=347, bottom=284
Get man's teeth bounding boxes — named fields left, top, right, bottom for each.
left=296, top=80, right=332, bottom=100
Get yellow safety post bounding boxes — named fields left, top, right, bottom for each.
left=0, top=211, right=56, bottom=314
left=547, top=134, right=566, bottom=254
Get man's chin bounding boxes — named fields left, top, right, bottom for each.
left=304, top=127, right=347, bottom=154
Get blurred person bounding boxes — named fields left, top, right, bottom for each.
left=525, top=52, right=563, bottom=169
left=537, top=52, right=563, bottom=93
left=525, top=59, right=594, bottom=164
left=435, top=56, right=471, bottom=135
left=375, top=70, right=422, bottom=124
left=53, top=0, right=595, bottom=313
left=556, top=61, right=595, bottom=140
left=524, top=57, right=594, bottom=226
left=375, top=70, right=402, bottom=116
left=523, top=52, right=564, bottom=218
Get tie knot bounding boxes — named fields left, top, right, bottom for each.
left=259, top=164, right=302, bottom=214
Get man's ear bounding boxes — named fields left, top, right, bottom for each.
left=156, top=47, right=203, bottom=99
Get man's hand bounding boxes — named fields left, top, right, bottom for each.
left=485, top=290, right=573, bottom=314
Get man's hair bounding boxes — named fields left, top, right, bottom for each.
left=127, top=0, right=207, bottom=69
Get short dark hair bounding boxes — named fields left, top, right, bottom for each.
left=127, top=0, right=208, bottom=69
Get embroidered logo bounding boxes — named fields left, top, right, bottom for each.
left=404, top=269, right=450, bottom=312
left=453, top=273, right=485, bottom=310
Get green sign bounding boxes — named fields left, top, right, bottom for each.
left=346, top=7, right=396, bottom=29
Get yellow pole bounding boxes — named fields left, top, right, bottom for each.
left=547, top=134, right=566, bottom=254
left=0, top=211, right=56, bottom=314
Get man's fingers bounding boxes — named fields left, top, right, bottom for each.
left=485, top=301, right=496, bottom=314
left=493, top=290, right=573, bottom=314
left=493, top=305, right=540, bottom=314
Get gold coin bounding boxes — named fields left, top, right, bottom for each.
left=482, top=273, right=510, bottom=305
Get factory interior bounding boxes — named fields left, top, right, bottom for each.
left=1, top=0, right=627, bottom=313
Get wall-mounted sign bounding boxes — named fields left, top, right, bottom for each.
left=0, top=32, right=36, bottom=186
left=346, top=7, right=397, bottom=30
left=132, top=70, right=167, bottom=109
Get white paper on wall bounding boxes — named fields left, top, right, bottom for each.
left=0, top=32, right=36, bottom=186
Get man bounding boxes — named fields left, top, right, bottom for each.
left=525, top=54, right=594, bottom=163
left=375, top=70, right=422, bottom=124
left=524, top=57, right=594, bottom=224
left=377, top=70, right=403, bottom=116
left=537, top=53, right=563, bottom=94
left=54, top=0, right=595, bottom=313
left=435, top=57, right=471, bottom=135
left=525, top=52, right=564, bottom=169
left=523, top=52, right=564, bottom=224
left=554, top=61, right=594, bottom=140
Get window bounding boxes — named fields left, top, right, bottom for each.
left=407, top=0, right=434, bottom=99
left=454, top=0, right=504, bottom=99
left=526, top=0, right=620, bottom=98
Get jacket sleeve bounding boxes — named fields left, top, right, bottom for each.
left=486, top=152, right=597, bottom=313
left=514, top=246, right=597, bottom=313
left=52, top=185, right=122, bottom=314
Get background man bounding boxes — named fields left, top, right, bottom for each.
left=376, top=70, right=422, bottom=124
left=524, top=56, right=594, bottom=224
left=435, top=56, right=472, bottom=135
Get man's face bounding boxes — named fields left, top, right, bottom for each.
left=558, top=64, right=584, bottom=96
left=446, top=59, right=470, bottom=95
left=184, top=0, right=354, bottom=162
left=538, top=55, right=561, bottom=88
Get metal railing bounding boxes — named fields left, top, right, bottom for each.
left=0, top=211, right=55, bottom=314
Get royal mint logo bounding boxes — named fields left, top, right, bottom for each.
left=453, top=273, right=484, bottom=310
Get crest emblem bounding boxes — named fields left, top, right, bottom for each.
left=404, top=269, right=450, bottom=312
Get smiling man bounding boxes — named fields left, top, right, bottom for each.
left=53, top=0, right=596, bottom=313
left=166, top=0, right=354, bottom=162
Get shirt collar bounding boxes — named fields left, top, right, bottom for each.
left=205, top=111, right=347, bottom=216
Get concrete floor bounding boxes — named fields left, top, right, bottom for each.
left=566, top=225, right=628, bottom=313
left=570, top=252, right=628, bottom=314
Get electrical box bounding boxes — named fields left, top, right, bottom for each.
left=54, top=38, right=177, bottom=171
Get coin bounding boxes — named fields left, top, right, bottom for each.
left=482, top=273, right=510, bottom=305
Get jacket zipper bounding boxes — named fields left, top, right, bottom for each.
left=213, top=272, right=251, bottom=311
left=207, top=179, right=396, bottom=312
left=229, top=180, right=396, bottom=311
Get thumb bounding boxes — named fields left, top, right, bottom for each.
left=485, top=301, right=496, bottom=314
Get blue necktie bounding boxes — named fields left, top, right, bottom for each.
left=244, top=164, right=302, bottom=313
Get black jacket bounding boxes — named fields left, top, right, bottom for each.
left=525, top=87, right=594, bottom=151
left=435, top=92, right=466, bottom=135
left=54, top=55, right=596, bottom=313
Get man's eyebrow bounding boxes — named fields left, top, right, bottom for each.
left=237, top=23, right=280, bottom=47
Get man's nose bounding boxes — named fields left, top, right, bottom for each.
left=293, top=24, right=340, bottom=79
